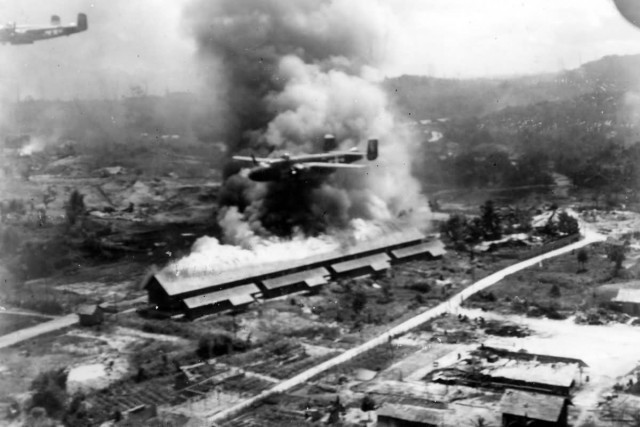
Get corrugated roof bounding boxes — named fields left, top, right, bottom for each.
left=182, top=284, right=260, bottom=309
left=391, top=240, right=446, bottom=259
left=499, top=389, right=567, bottom=422
left=262, top=267, right=329, bottom=290
left=331, top=253, right=391, bottom=274
left=613, top=288, right=640, bottom=304
left=483, top=360, right=579, bottom=388
left=150, top=227, right=424, bottom=296
left=377, top=403, right=444, bottom=426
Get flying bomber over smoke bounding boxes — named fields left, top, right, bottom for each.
left=0, top=13, right=87, bottom=45
left=232, top=135, right=379, bottom=182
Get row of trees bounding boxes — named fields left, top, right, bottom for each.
left=441, top=201, right=580, bottom=250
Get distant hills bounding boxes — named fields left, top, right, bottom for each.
left=384, top=54, right=640, bottom=120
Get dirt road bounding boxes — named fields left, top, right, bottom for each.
left=208, top=226, right=606, bottom=424
left=0, top=314, right=78, bottom=349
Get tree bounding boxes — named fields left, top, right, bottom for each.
left=351, top=290, right=368, bottom=315
left=549, top=284, right=561, bottom=298
left=557, top=211, right=579, bottom=235
left=577, top=248, right=588, bottom=272
left=608, top=244, right=627, bottom=277
left=65, top=190, right=85, bottom=226
left=360, top=395, right=376, bottom=412
left=30, top=368, right=68, bottom=417
left=480, top=200, right=502, bottom=241
left=469, top=416, right=491, bottom=427
left=440, top=214, right=468, bottom=249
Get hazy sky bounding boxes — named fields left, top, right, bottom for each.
left=1, top=0, right=640, bottom=99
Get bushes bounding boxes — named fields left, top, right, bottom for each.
left=557, top=211, right=579, bottom=235
left=407, top=281, right=431, bottom=293
left=197, top=333, right=247, bottom=359
left=360, top=395, right=376, bottom=411
left=264, top=338, right=302, bottom=357
left=30, top=368, right=68, bottom=418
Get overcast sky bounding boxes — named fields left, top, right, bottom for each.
left=1, top=0, right=640, bottom=99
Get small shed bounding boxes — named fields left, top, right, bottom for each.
left=76, top=304, right=105, bottom=326
left=500, top=389, right=569, bottom=427
left=261, top=267, right=329, bottom=297
left=612, top=288, right=640, bottom=316
left=390, top=240, right=446, bottom=262
left=376, top=403, right=444, bottom=427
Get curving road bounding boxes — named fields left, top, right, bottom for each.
left=208, top=223, right=606, bottom=424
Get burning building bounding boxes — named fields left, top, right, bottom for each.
left=150, top=0, right=434, bottom=316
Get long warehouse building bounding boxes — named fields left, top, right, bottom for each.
left=143, top=228, right=445, bottom=317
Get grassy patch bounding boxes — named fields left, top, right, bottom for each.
left=0, top=313, right=47, bottom=335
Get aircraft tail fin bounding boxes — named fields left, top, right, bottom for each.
left=51, top=15, right=61, bottom=26
left=323, top=134, right=337, bottom=152
left=367, top=138, right=378, bottom=161
left=76, top=13, right=88, bottom=31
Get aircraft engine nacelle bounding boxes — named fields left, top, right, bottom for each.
left=367, top=138, right=378, bottom=161
left=248, top=167, right=282, bottom=182
left=613, top=0, right=640, bottom=29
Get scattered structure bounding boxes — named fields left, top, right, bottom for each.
left=431, top=346, right=586, bottom=396
left=376, top=403, right=445, bottom=427
left=76, top=304, right=105, bottom=326
left=611, top=286, right=640, bottom=316
left=143, top=229, right=445, bottom=317
left=500, top=389, right=569, bottom=427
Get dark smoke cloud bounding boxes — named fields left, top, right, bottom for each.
left=168, top=0, right=429, bottom=275
left=183, top=0, right=385, bottom=152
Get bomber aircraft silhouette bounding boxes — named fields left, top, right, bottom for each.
left=232, top=135, right=378, bottom=182
left=1, top=13, right=87, bottom=45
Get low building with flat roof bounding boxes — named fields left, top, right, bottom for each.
left=500, top=389, right=569, bottom=427
left=612, top=288, right=640, bottom=316
left=376, top=403, right=445, bottom=427
left=76, top=304, right=105, bottom=326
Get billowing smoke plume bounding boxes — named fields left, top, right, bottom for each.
left=169, top=0, right=429, bottom=275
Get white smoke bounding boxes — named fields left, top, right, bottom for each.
left=167, top=213, right=404, bottom=277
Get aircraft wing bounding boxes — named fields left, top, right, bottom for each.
left=232, top=156, right=283, bottom=164
left=303, top=162, right=366, bottom=169
left=286, top=152, right=363, bottom=162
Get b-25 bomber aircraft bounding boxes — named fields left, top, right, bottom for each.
left=1, top=13, right=87, bottom=45
left=233, top=135, right=379, bottom=182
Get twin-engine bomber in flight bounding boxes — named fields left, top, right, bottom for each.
left=233, top=135, right=379, bottom=182
left=1, top=13, right=87, bottom=45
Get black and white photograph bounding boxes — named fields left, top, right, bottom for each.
left=1, top=1, right=640, bottom=426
